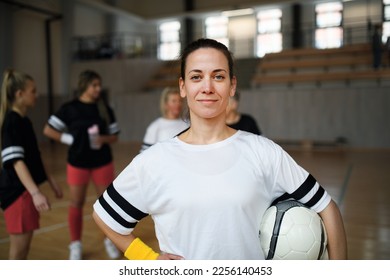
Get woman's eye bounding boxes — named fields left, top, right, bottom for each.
left=190, top=75, right=201, bottom=81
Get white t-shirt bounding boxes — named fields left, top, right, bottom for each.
left=140, top=117, right=189, bottom=152
left=94, top=131, right=331, bottom=260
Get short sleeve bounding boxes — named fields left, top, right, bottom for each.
left=93, top=156, right=148, bottom=235
left=269, top=142, right=331, bottom=213
left=47, top=104, right=70, bottom=132
left=1, top=117, right=24, bottom=168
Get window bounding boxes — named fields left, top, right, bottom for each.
left=158, top=21, right=181, bottom=60
left=383, top=0, right=390, bottom=43
left=315, top=2, right=343, bottom=49
left=384, top=0, right=390, bottom=19
left=256, top=9, right=282, bottom=57
left=205, top=16, right=229, bottom=48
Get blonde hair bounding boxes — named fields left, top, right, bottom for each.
left=160, top=87, right=180, bottom=117
left=0, top=69, right=33, bottom=167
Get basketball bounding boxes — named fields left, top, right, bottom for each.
left=259, top=200, right=328, bottom=260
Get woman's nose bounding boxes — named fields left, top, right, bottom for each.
left=201, top=78, right=213, bottom=94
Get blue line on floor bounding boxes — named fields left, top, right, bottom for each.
left=337, top=163, right=353, bottom=206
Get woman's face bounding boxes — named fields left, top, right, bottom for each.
left=165, top=93, right=182, bottom=119
left=83, top=78, right=102, bottom=101
left=179, top=47, right=236, bottom=121
left=19, top=79, right=37, bottom=108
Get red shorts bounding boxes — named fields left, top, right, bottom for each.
left=67, top=162, right=115, bottom=186
left=4, top=191, right=40, bottom=234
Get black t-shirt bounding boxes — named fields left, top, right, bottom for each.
left=47, top=99, right=120, bottom=168
left=228, top=114, right=262, bottom=135
left=0, top=111, right=47, bottom=210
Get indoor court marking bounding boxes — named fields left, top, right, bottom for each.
left=337, top=163, right=353, bottom=206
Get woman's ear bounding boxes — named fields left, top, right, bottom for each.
left=179, top=78, right=186, bottom=98
left=15, top=89, right=23, bottom=99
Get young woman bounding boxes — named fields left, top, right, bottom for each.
left=92, top=38, right=347, bottom=260
left=0, top=69, right=63, bottom=259
left=43, top=70, right=120, bottom=260
left=140, top=86, right=189, bottom=152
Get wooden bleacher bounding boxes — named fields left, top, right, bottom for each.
left=144, top=44, right=390, bottom=90
left=144, top=60, right=180, bottom=90
left=252, top=43, right=390, bottom=88
left=261, top=43, right=371, bottom=61
left=259, top=56, right=371, bottom=71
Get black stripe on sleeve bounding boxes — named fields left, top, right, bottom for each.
left=304, top=186, right=325, bottom=208
left=106, top=183, right=148, bottom=221
left=271, top=174, right=318, bottom=206
left=289, top=174, right=317, bottom=201
left=99, top=196, right=137, bottom=229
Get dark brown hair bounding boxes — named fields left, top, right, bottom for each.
left=179, top=38, right=235, bottom=80
left=77, top=70, right=109, bottom=126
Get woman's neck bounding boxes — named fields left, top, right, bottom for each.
left=79, top=94, right=95, bottom=103
left=11, top=105, right=27, bottom=117
left=179, top=114, right=235, bottom=145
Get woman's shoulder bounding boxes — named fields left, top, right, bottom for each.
left=146, top=136, right=177, bottom=151
left=56, top=98, right=80, bottom=110
left=237, top=130, right=265, bottom=141
left=3, top=111, right=23, bottom=126
left=2, top=112, right=32, bottom=138
left=235, top=132, right=287, bottom=169
left=145, top=117, right=163, bottom=130
left=237, top=131, right=281, bottom=151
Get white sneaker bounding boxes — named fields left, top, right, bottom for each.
left=104, top=237, right=120, bottom=259
left=69, top=241, right=82, bottom=260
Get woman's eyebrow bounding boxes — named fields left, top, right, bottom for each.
left=187, top=69, right=227, bottom=74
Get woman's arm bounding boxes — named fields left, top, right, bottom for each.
left=92, top=211, right=135, bottom=252
left=43, top=124, right=74, bottom=145
left=13, top=160, right=51, bottom=212
left=92, top=211, right=183, bottom=260
left=97, top=134, right=118, bottom=146
left=43, top=124, right=62, bottom=142
left=319, top=199, right=348, bottom=259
